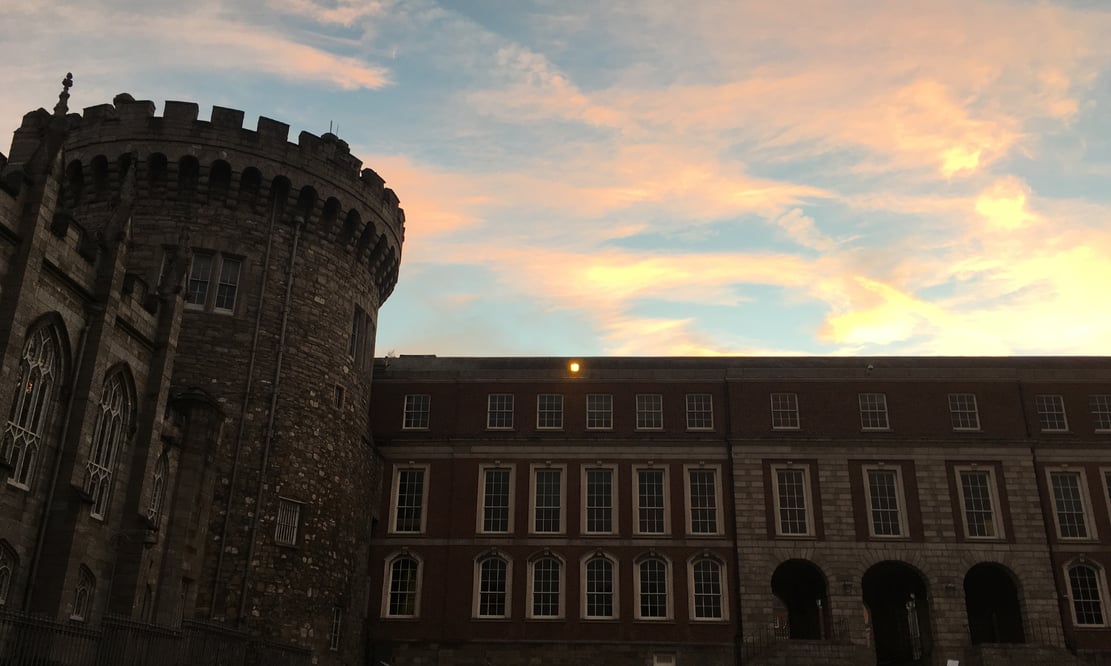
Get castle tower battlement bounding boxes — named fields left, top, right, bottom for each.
left=0, top=90, right=410, bottom=664
left=10, top=94, right=403, bottom=302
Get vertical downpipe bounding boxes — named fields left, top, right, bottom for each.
left=211, top=192, right=279, bottom=617
left=723, top=371, right=745, bottom=665
left=1022, top=380, right=1074, bottom=650
left=237, top=214, right=303, bottom=625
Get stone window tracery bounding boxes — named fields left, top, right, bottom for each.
left=84, top=372, right=131, bottom=520
left=2, top=325, right=61, bottom=490
left=147, top=452, right=168, bottom=527
left=0, top=541, right=17, bottom=607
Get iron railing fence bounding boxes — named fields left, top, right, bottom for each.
left=740, top=617, right=852, bottom=662
left=0, top=610, right=311, bottom=666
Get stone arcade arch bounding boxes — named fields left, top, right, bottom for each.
left=964, top=562, right=1025, bottom=644
left=862, top=561, right=931, bottom=666
left=770, top=559, right=830, bottom=639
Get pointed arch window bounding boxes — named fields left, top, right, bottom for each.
left=0, top=541, right=17, bottom=607
left=84, top=372, right=131, bottom=520
left=71, top=566, right=95, bottom=622
left=2, top=325, right=61, bottom=489
left=147, top=452, right=168, bottom=527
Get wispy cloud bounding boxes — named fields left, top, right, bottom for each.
left=3, top=0, right=1111, bottom=356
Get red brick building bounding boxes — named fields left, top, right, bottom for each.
left=369, top=356, right=1111, bottom=666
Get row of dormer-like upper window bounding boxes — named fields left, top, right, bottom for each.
left=399, top=392, right=1111, bottom=434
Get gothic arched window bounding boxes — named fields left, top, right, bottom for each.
left=147, top=452, right=168, bottom=527
left=0, top=541, right=17, bottom=607
left=2, top=325, right=61, bottom=489
left=84, top=371, right=131, bottom=520
left=71, top=566, right=95, bottom=622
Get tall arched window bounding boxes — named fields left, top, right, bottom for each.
left=385, top=555, right=421, bottom=618
left=583, top=554, right=617, bottom=619
left=147, top=452, right=168, bottom=527
left=2, top=325, right=61, bottom=489
left=1068, top=562, right=1108, bottom=627
left=529, top=556, right=562, bottom=618
left=636, top=557, right=671, bottom=620
left=84, top=371, right=131, bottom=520
left=690, top=557, right=725, bottom=620
left=0, top=541, right=17, bottom=607
left=475, top=554, right=510, bottom=618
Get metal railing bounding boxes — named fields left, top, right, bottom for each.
left=0, top=609, right=311, bottom=666
left=741, top=617, right=852, bottom=662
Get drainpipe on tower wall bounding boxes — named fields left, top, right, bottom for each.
left=210, top=191, right=280, bottom=619
left=238, top=213, right=303, bottom=626
left=723, top=371, right=745, bottom=665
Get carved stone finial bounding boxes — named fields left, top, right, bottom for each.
left=53, top=73, right=74, bottom=116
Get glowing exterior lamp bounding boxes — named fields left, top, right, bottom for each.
left=569, top=361, right=581, bottom=373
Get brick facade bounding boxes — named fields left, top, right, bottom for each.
left=370, top=357, right=1111, bottom=666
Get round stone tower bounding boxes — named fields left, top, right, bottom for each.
left=58, top=94, right=404, bottom=662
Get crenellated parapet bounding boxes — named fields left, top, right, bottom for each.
left=18, top=94, right=406, bottom=302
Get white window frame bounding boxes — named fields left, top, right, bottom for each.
left=862, top=464, right=909, bottom=538
left=382, top=552, right=422, bottom=618
left=770, top=464, right=815, bottom=537
left=402, top=394, right=430, bottom=430
left=274, top=497, right=303, bottom=546
left=347, top=304, right=375, bottom=370
left=953, top=465, right=1004, bottom=540
left=688, top=554, right=729, bottom=621
left=529, top=464, right=566, bottom=535
left=685, top=394, right=714, bottom=430
left=770, top=393, right=800, bottom=430
left=636, top=394, right=663, bottom=430
left=185, top=251, right=214, bottom=310
left=948, top=393, right=981, bottom=431
left=328, top=606, right=343, bottom=651
left=1100, top=469, right=1111, bottom=534
left=186, top=251, right=242, bottom=314
left=633, top=465, right=670, bottom=536
left=477, top=464, right=515, bottom=534
left=389, top=465, right=430, bottom=534
left=653, top=655, right=677, bottom=666
left=684, top=465, right=723, bottom=536
left=527, top=554, right=565, bottom=619
left=581, top=552, right=619, bottom=620
left=1047, top=467, right=1096, bottom=541
left=213, top=256, right=242, bottom=313
left=634, top=555, right=673, bottom=621
left=473, top=552, right=512, bottom=619
left=537, top=394, right=564, bottom=430
left=1066, top=561, right=1110, bottom=628
left=858, top=393, right=890, bottom=431
left=486, top=394, right=515, bottom=430
left=1090, top=395, right=1111, bottom=433
left=582, top=465, right=617, bottom=535
left=586, top=394, right=614, bottom=430
left=1036, top=394, right=1069, bottom=432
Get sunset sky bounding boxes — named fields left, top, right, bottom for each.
left=4, top=0, right=1111, bottom=356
